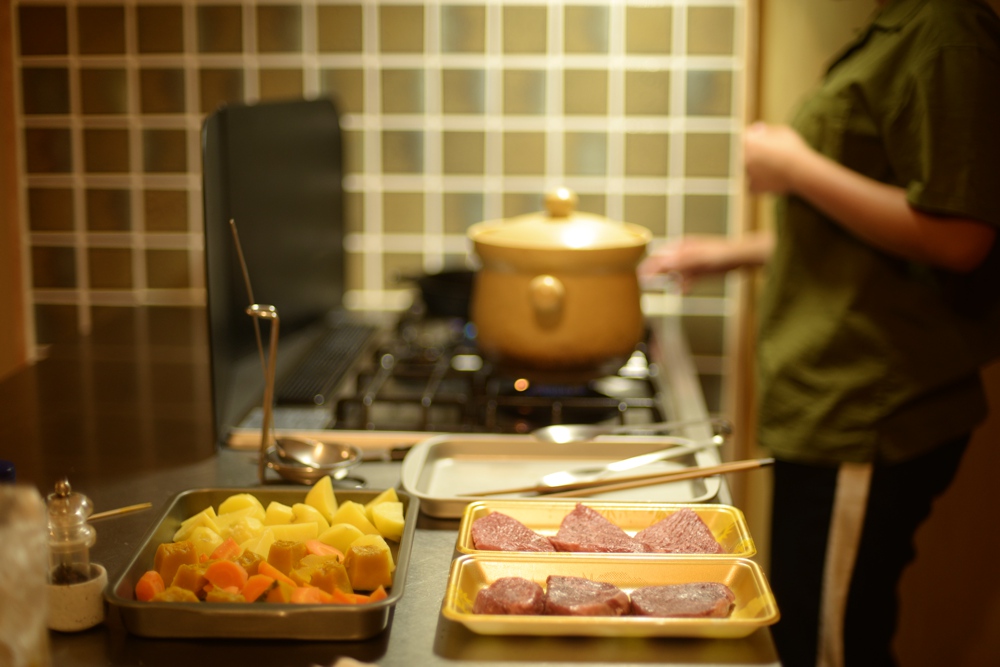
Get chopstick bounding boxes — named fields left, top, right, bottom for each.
left=90, top=502, right=153, bottom=522
left=540, top=458, right=774, bottom=498
left=463, top=458, right=774, bottom=498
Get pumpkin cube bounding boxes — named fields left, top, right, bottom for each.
left=153, top=540, right=197, bottom=588
left=267, top=539, right=309, bottom=575
left=344, top=534, right=394, bottom=591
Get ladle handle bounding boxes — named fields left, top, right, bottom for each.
left=611, top=416, right=732, bottom=439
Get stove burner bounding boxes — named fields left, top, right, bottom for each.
left=489, top=380, right=623, bottom=428
left=331, top=312, right=666, bottom=433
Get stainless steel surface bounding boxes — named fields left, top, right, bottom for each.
left=531, top=416, right=732, bottom=444
left=47, top=450, right=777, bottom=666
left=400, top=434, right=722, bottom=518
left=275, top=437, right=358, bottom=469
left=263, top=445, right=365, bottom=486
left=539, top=434, right=725, bottom=487
left=245, top=302, right=280, bottom=484
left=106, top=488, right=418, bottom=640
left=266, top=437, right=363, bottom=485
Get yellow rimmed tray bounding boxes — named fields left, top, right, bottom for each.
left=441, top=553, right=778, bottom=639
left=455, top=500, right=756, bottom=557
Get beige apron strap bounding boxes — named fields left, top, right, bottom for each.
left=817, top=462, right=873, bottom=667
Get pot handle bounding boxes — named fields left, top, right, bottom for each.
left=529, top=275, right=565, bottom=316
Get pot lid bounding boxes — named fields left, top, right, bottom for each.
left=468, top=188, right=651, bottom=250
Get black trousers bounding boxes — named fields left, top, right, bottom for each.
left=768, top=436, right=969, bottom=667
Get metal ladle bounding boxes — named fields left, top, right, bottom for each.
left=274, top=437, right=359, bottom=471
left=231, top=220, right=364, bottom=485
left=531, top=416, right=732, bottom=444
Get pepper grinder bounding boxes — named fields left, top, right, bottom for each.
left=46, top=478, right=107, bottom=632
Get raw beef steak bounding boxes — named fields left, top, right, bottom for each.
left=548, top=503, right=649, bottom=553
left=472, top=577, right=546, bottom=615
left=630, top=582, right=735, bottom=618
left=470, top=511, right=555, bottom=552
left=543, top=575, right=631, bottom=617
left=634, top=508, right=724, bottom=554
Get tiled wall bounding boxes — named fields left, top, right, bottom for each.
left=13, top=0, right=746, bottom=411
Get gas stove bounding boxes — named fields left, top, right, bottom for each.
left=329, top=308, right=668, bottom=434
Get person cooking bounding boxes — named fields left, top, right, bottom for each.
left=641, top=0, right=1000, bottom=664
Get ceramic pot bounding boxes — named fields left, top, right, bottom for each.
left=467, top=188, right=651, bottom=371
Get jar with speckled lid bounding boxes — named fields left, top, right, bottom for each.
left=45, top=479, right=107, bottom=632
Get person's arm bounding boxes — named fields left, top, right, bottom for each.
left=744, top=122, right=996, bottom=273
left=639, top=232, right=774, bottom=293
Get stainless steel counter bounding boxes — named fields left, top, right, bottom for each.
left=0, top=307, right=779, bottom=666
left=46, top=449, right=779, bottom=667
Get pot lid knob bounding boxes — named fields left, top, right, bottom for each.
left=544, top=188, right=578, bottom=218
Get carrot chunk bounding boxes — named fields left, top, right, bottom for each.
left=290, top=585, right=330, bottom=604
left=135, top=570, right=165, bottom=602
left=242, top=574, right=276, bottom=603
left=331, top=588, right=371, bottom=605
left=305, top=539, right=344, bottom=560
left=209, top=537, right=242, bottom=561
left=368, top=585, right=388, bottom=603
left=258, top=559, right=297, bottom=587
left=204, top=559, right=249, bottom=592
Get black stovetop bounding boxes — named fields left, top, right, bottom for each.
left=330, top=310, right=667, bottom=434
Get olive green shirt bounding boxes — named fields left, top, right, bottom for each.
left=756, top=0, right=1000, bottom=465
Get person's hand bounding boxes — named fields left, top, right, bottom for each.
left=743, top=122, right=813, bottom=195
left=639, top=235, right=747, bottom=293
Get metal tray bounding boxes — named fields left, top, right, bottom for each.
left=400, top=434, right=721, bottom=519
left=106, top=487, right=418, bottom=641
left=455, top=500, right=755, bottom=557
left=441, top=553, right=778, bottom=639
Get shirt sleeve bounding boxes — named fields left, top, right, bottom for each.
left=886, top=43, right=1000, bottom=228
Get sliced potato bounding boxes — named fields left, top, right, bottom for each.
left=363, top=488, right=399, bottom=521
left=305, top=475, right=339, bottom=522
left=268, top=522, right=320, bottom=542
left=263, top=500, right=295, bottom=525
left=218, top=493, right=266, bottom=521
left=317, top=523, right=365, bottom=554
left=187, top=525, right=224, bottom=560
left=292, top=503, right=330, bottom=532
left=182, top=505, right=217, bottom=523
left=173, top=509, right=220, bottom=542
left=220, top=516, right=263, bottom=544
left=330, top=501, right=380, bottom=535
left=371, top=501, right=405, bottom=542
left=240, top=527, right=277, bottom=559
left=214, top=505, right=262, bottom=530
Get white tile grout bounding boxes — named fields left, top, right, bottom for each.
left=15, top=0, right=746, bottom=354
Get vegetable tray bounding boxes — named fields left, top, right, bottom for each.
left=105, top=487, right=418, bottom=640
